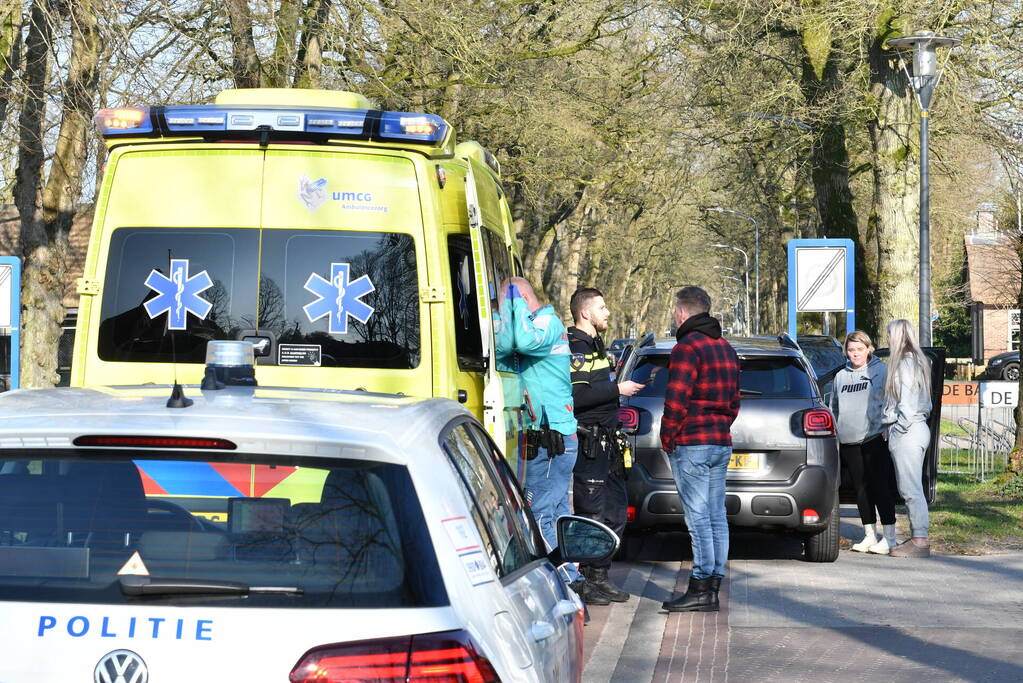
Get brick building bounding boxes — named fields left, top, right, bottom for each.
left=964, top=206, right=1020, bottom=364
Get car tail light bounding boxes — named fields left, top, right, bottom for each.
left=618, top=407, right=639, bottom=433
left=802, top=509, right=820, bottom=524
left=73, top=435, right=237, bottom=449
left=802, top=410, right=835, bottom=437
left=289, top=630, right=499, bottom=683
left=627, top=505, right=636, bottom=522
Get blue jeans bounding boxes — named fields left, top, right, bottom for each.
left=667, top=444, right=731, bottom=579
left=525, top=434, right=582, bottom=583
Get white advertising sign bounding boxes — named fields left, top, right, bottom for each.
left=979, top=381, right=1018, bottom=408
left=795, top=247, right=847, bottom=312
left=0, top=264, right=11, bottom=327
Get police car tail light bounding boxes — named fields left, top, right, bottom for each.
left=408, top=630, right=499, bottom=682
left=95, top=107, right=153, bottom=134
left=803, top=409, right=835, bottom=437
left=618, top=407, right=639, bottom=433
left=289, top=630, right=498, bottom=683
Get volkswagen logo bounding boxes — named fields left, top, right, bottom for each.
left=94, top=649, right=148, bottom=683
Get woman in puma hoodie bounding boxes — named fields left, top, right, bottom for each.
left=829, top=330, right=897, bottom=554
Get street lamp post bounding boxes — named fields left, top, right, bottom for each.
left=714, top=265, right=750, bottom=335
left=712, top=244, right=750, bottom=335
left=706, top=207, right=760, bottom=334
left=886, top=30, right=961, bottom=346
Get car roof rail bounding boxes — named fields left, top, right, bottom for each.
left=777, top=333, right=801, bottom=351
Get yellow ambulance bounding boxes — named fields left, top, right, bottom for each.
left=72, top=88, right=523, bottom=460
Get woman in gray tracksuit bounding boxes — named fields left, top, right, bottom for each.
left=829, top=330, right=897, bottom=554
left=882, top=319, right=933, bottom=558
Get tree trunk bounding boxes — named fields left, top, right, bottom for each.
left=266, top=0, right=301, bottom=88
left=797, top=28, right=874, bottom=335
left=42, top=0, right=100, bottom=232
left=867, top=35, right=919, bottom=335
left=0, top=0, right=21, bottom=127
left=294, top=0, right=332, bottom=89
left=1012, top=236, right=1023, bottom=475
left=14, top=0, right=54, bottom=387
left=224, top=0, right=262, bottom=88
left=14, top=0, right=48, bottom=244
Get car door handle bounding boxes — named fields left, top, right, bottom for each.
left=552, top=599, right=579, bottom=619
left=531, top=621, right=556, bottom=642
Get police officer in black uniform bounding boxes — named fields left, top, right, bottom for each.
left=568, top=288, right=644, bottom=603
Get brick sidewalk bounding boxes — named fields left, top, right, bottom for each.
left=581, top=530, right=1023, bottom=682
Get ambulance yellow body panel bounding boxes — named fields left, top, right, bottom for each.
left=73, top=89, right=523, bottom=464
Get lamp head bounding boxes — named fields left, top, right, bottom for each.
left=886, top=31, right=961, bottom=77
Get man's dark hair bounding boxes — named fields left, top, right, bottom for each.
left=570, top=287, right=604, bottom=322
left=675, top=286, right=711, bottom=314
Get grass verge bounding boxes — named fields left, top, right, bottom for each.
left=928, top=473, right=1023, bottom=555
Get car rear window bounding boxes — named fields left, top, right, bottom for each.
left=628, top=353, right=816, bottom=399
left=97, top=227, right=420, bottom=369
left=0, top=451, right=446, bottom=608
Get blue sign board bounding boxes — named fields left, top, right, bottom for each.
left=787, top=239, right=855, bottom=339
left=0, top=256, right=21, bottom=389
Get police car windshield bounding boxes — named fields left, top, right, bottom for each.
left=97, top=228, right=420, bottom=369
left=0, top=452, right=447, bottom=609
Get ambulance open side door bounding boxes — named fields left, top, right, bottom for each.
left=464, top=163, right=509, bottom=451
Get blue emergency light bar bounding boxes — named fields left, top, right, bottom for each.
left=95, top=106, right=450, bottom=145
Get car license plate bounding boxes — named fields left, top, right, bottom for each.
left=729, top=452, right=761, bottom=470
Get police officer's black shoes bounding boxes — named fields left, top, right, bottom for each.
left=661, top=577, right=717, bottom=612
left=586, top=566, right=630, bottom=602
left=569, top=579, right=611, bottom=606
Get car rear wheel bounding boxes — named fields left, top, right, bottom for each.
left=803, top=492, right=840, bottom=563
left=1002, top=362, right=1020, bottom=382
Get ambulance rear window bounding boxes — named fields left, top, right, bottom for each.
left=0, top=452, right=447, bottom=609
left=97, top=228, right=420, bottom=368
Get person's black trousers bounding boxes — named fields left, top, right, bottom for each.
left=840, top=435, right=896, bottom=526
left=573, top=433, right=627, bottom=569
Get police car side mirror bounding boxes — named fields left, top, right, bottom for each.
left=548, top=515, right=619, bottom=566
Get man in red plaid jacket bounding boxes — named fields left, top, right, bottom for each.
left=659, top=286, right=740, bottom=613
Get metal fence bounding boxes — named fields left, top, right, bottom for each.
left=940, top=401, right=1015, bottom=481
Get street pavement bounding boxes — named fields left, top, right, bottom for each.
left=580, top=508, right=1023, bottom=682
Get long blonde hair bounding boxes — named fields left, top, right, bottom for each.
left=884, top=319, right=931, bottom=400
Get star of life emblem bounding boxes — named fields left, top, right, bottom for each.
left=143, top=259, right=213, bottom=330
left=94, top=649, right=148, bottom=683
left=303, top=262, right=375, bottom=334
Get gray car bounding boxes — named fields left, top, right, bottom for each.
left=617, top=334, right=841, bottom=562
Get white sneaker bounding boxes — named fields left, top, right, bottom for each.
left=867, top=537, right=890, bottom=555
left=851, top=536, right=875, bottom=552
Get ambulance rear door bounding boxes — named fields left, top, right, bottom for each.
left=463, top=162, right=512, bottom=456
left=256, top=148, right=431, bottom=397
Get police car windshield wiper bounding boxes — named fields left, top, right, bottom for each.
left=119, top=575, right=303, bottom=597
left=739, top=388, right=763, bottom=395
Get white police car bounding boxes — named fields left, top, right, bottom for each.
left=0, top=342, right=615, bottom=682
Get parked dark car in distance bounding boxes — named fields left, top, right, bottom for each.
left=796, top=335, right=845, bottom=379
left=979, top=350, right=1019, bottom=381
